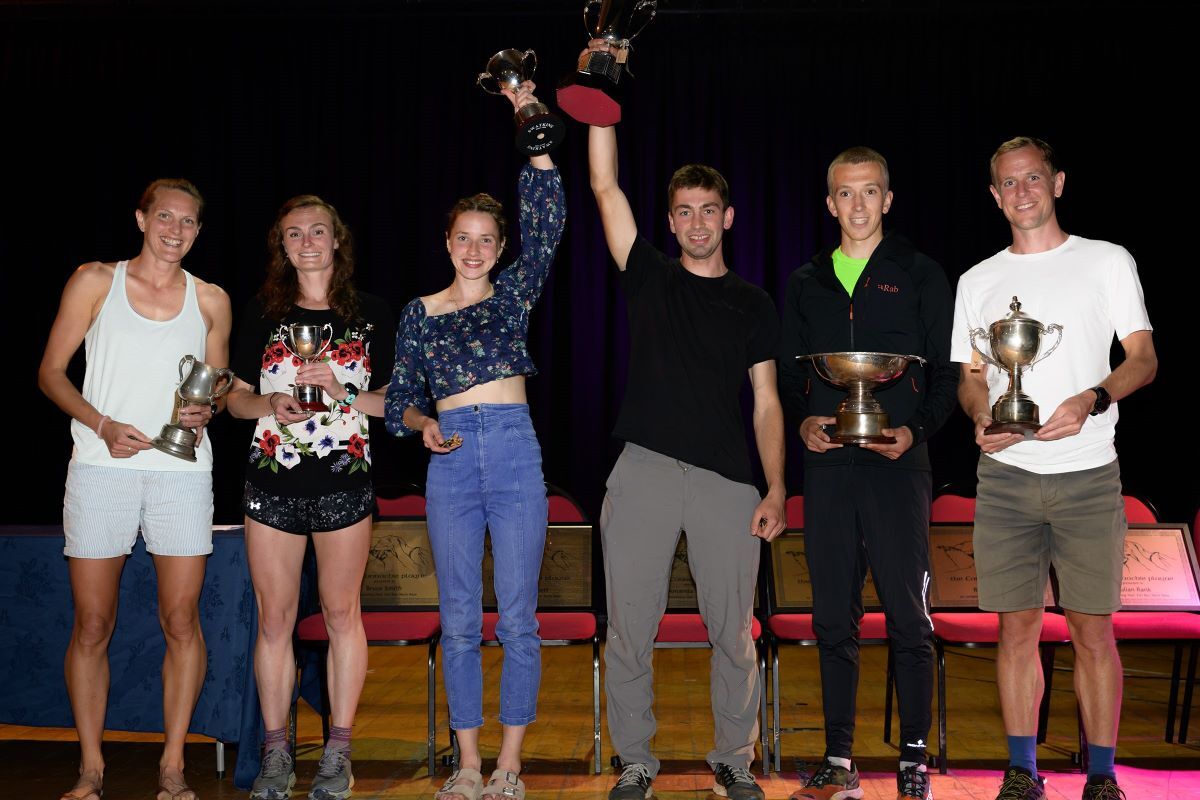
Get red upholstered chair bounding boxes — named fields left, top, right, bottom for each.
left=761, top=495, right=889, bottom=772
left=650, top=534, right=770, bottom=775
left=478, top=484, right=603, bottom=772
left=296, top=499, right=443, bottom=775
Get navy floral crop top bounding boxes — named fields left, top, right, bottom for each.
left=385, top=164, right=565, bottom=436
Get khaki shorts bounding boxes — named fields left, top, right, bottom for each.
left=973, top=456, right=1126, bottom=615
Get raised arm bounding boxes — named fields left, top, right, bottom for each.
left=588, top=123, right=638, bottom=270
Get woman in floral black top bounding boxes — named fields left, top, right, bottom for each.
left=227, top=195, right=394, bottom=800
left=386, top=82, right=565, bottom=800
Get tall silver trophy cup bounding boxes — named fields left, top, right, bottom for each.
left=557, top=0, right=657, bottom=126
left=969, top=296, right=1064, bottom=437
left=152, top=355, right=234, bottom=461
left=279, top=323, right=334, bottom=412
left=478, top=49, right=565, bottom=155
left=798, top=352, right=926, bottom=445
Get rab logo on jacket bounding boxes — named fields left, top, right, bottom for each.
left=878, top=283, right=900, bottom=294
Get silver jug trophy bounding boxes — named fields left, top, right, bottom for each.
left=152, top=355, right=234, bottom=462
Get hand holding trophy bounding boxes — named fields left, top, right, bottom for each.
left=557, top=0, right=658, bottom=126
left=278, top=323, right=334, bottom=413
left=152, top=355, right=234, bottom=461
left=478, top=49, right=565, bottom=155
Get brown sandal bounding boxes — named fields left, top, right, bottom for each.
left=156, top=767, right=198, bottom=800
left=436, top=767, right=484, bottom=800
left=481, top=769, right=525, bottom=800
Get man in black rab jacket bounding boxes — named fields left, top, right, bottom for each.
left=780, top=147, right=956, bottom=800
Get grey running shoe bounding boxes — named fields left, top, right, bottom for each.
left=609, top=762, right=653, bottom=800
left=789, top=759, right=864, bottom=800
left=713, top=763, right=764, bottom=800
left=308, top=750, right=354, bottom=800
left=994, top=767, right=1045, bottom=800
left=250, top=748, right=297, bottom=800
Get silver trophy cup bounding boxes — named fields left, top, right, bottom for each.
left=279, top=323, right=334, bottom=412
left=557, top=0, right=658, bottom=126
left=969, top=296, right=1064, bottom=437
left=152, top=355, right=234, bottom=462
left=798, top=351, right=926, bottom=445
left=477, top=49, right=565, bottom=155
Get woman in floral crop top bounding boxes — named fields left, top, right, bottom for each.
left=227, top=194, right=394, bottom=799
left=385, top=82, right=565, bottom=800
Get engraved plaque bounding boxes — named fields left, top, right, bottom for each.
left=361, top=520, right=439, bottom=606
left=1120, top=524, right=1200, bottom=610
left=483, top=525, right=593, bottom=608
left=770, top=530, right=880, bottom=610
left=928, top=524, right=1055, bottom=608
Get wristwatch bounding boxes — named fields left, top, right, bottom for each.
left=1088, top=386, right=1111, bottom=416
left=341, top=383, right=359, bottom=406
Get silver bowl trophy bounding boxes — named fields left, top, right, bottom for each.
left=278, top=323, right=334, bottom=412
left=477, top=49, right=565, bottom=155
left=969, top=296, right=1064, bottom=437
left=557, top=0, right=657, bottom=126
left=151, top=355, right=234, bottom=462
left=798, top=352, right=926, bottom=445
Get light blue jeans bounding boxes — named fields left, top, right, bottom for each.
left=425, top=403, right=547, bottom=729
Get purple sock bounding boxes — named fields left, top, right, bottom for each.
left=264, top=727, right=289, bottom=754
left=327, top=724, right=352, bottom=756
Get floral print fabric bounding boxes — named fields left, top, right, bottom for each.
left=385, top=165, right=565, bottom=436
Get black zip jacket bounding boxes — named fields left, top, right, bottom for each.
left=778, top=233, right=957, bottom=471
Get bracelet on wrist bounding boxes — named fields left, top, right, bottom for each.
left=96, top=414, right=111, bottom=436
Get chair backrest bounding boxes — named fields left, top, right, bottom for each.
left=376, top=494, right=427, bottom=517
left=785, top=495, right=805, bottom=528
left=1122, top=494, right=1159, bottom=523
left=547, top=483, right=588, bottom=523
left=931, top=493, right=976, bottom=523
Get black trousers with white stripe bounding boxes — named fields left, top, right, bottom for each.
left=803, top=462, right=934, bottom=765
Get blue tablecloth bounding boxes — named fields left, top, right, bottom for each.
left=0, top=525, right=265, bottom=788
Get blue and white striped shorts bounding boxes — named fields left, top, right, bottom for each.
left=63, top=460, right=214, bottom=558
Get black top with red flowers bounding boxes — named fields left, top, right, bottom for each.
left=233, top=292, right=395, bottom=497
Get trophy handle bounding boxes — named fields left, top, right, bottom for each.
left=277, top=325, right=300, bottom=360
left=521, top=49, right=537, bottom=79
left=210, top=369, right=236, bottom=399
left=628, top=0, right=658, bottom=40
left=583, top=0, right=604, bottom=36
left=968, top=328, right=1004, bottom=369
left=178, top=354, right=196, bottom=383
left=317, top=323, right=334, bottom=358
left=901, top=354, right=927, bottom=366
left=1030, top=323, right=1064, bottom=369
left=476, top=72, right=503, bottom=96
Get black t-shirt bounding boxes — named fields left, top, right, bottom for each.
left=612, top=237, right=780, bottom=485
left=232, top=292, right=395, bottom=496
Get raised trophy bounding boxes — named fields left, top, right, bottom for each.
left=969, top=296, right=1064, bottom=437
left=152, top=355, right=234, bottom=462
left=798, top=352, right=926, bottom=445
left=477, top=49, right=565, bottom=155
left=279, top=323, right=334, bottom=412
left=557, top=0, right=658, bottom=126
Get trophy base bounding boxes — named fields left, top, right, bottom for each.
left=984, top=420, right=1040, bottom=439
left=831, top=410, right=893, bottom=446
left=557, top=79, right=622, bottom=127
left=515, top=105, right=565, bottom=155
left=152, top=424, right=198, bottom=462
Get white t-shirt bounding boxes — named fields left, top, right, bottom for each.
left=950, top=235, right=1152, bottom=474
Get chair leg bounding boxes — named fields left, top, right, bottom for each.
left=593, top=636, right=602, bottom=775
left=772, top=641, right=782, bottom=774
left=1166, top=644, right=1183, bottom=742
left=758, top=640, right=769, bottom=777
left=215, top=740, right=225, bottom=779
left=318, top=647, right=332, bottom=744
left=1180, top=642, right=1199, bottom=743
left=883, top=644, right=895, bottom=744
left=1037, top=645, right=1054, bottom=744
left=428, top=639, right=438, bottom=776
left=936, top=641, right=947, bottom=775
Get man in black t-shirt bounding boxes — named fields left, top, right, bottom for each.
left=584, top=41, right=786, bottom=800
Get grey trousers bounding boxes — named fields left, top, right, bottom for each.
left=600, top=443, right=763, bottom=775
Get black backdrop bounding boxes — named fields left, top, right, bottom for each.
left=3, top=0, right=1194, bottom=526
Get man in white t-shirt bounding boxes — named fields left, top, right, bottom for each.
left=951, top=137, right=1157, bottom=800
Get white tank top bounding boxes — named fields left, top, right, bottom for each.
left=72, top=261, right=213, bottom=470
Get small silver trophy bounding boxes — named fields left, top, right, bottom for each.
left=557, top=0, right=658, bottom=126
left=278, top=323, right=333, bottom=412
left=969, top=296, right=1064, bottom=437
left=798, top=352, right=926, bottom=445
left=152, top=355, right=234, bottom=461
left=477, top=49, right=565, bottom=155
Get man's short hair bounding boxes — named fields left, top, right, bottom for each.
left=668, top=164, right=730, bottom=209
left=989, top=136, right=1059, bottom=186
left=826, top=146, right=890, bottom=195
left=138, top=178, right=205, bottom=222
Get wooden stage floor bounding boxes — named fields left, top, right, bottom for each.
left=4, top=643, right=1198, bottom=798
